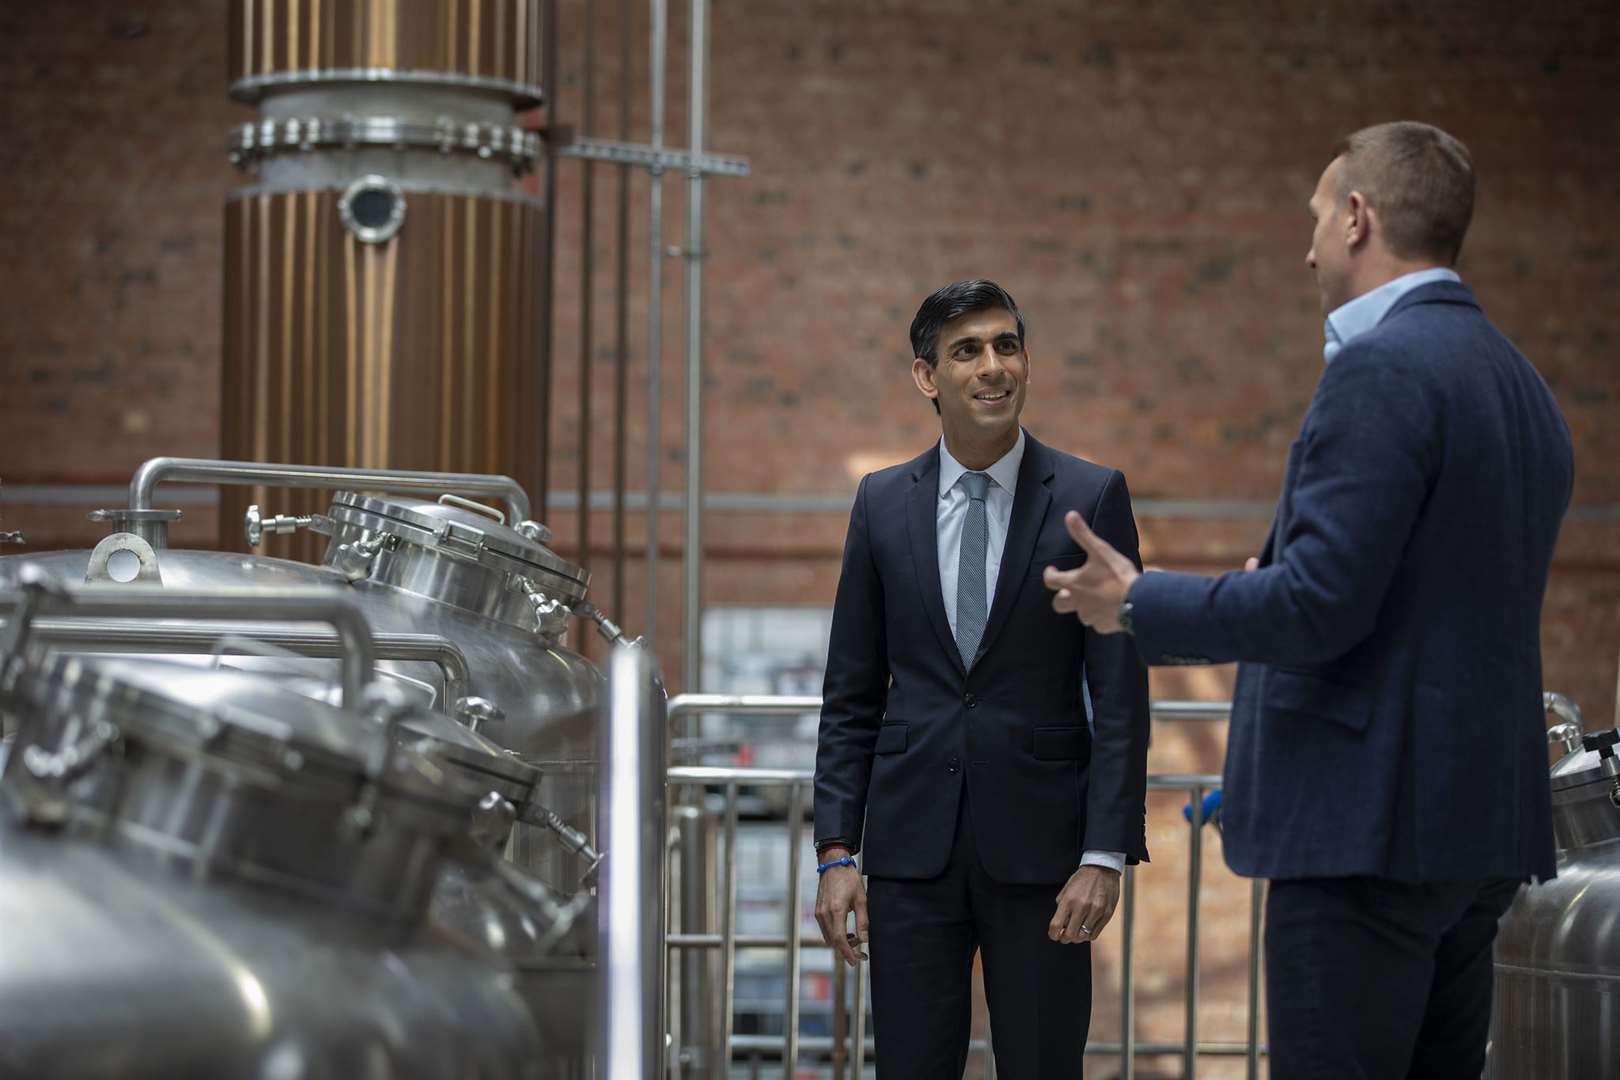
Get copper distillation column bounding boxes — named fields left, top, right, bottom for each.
left=221, top=0, right=546, bottom=560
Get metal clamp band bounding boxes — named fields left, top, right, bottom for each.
left=229, top=115, right=541, bottom=173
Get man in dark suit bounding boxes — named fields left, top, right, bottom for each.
left=813, top=279, right=1151, bottom=1078
left=1047, top=122, right=1575, bottom=1079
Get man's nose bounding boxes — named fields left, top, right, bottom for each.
left=976, top=345, right=1006, bottom=375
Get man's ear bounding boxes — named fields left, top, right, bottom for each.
left=1345, top=189, right=1372, bottom=251
left=911, top=357, right=940, bottom=402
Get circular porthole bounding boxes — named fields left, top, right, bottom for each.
left=339, top=175, right=406, bottom=244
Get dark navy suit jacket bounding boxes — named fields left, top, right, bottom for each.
left=1131, top=282, right=1573, bottom=882
left=813, top=431, right=1151, bottom=884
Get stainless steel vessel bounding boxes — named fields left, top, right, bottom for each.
left=222, top=0, right=547, bottom=563
left=1487, top=694, right=1620, bottom=1079
left=0, top=580, right=543, bottom=1079
left=2, top=459, right=624, bottom=1077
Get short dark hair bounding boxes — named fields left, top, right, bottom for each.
left=1334, top=121, right=1475, bottom=264
left=909, top=279, right=1026, bottom=366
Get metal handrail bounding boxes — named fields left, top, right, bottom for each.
left=0, top=571, right=376, bottom=708
left=662, top=694, right=1262, bottom=1080
left=127, top=457, right=533, bottom=527
left=28, top=620, right=470, bottom=711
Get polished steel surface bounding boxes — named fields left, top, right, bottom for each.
left=4, top=543, right=601, bottom=894
left=1489, top=840, right=1620, bottom=1079
left=0, top=821, right=542, bottom=1079
left=1488, top=701, right=1620, bottom=1078
left=221, top=187, right=543, bottom=562
left=599, top=645, right=667, bottom=1080
left=2, top=651, right=474, bottom=923
left=227, top=0, right=544, bottom=106
left=1, top=571, right=376, bottom=708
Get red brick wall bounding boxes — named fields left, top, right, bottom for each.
left=3, top=3, right=1617, bottom=1073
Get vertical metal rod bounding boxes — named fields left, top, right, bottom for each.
left=721, top=779, right=740, bottom=1077
left=577, top=0, right=597, bottom=607
left=853, top=950, right=868, bottom=1077
left=680, top=0, right=708, bottom=693
left=666, top=808, right=686, bottom=1079
left=1185, top=784, right=1205, bottom=1080
left=536, top=0, right=560, bottom=516
left=611, top=0, right=632, bottom=624
left=1247, top=877, right=1264, bottom=1080
left=597, top=646, right=666, bottom=1080
left=784, top=782, right=805, bottom=1076
left=643, top=0, right=667, bottom=643
left=831, top=958, right=847, bottom=1080
left=1121, top=863, right=1137, bottom=1080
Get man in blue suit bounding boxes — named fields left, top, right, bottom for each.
left=1047, top=121, right=1575, bottom=1078
left=813, top=280, right=1151, bottom=1077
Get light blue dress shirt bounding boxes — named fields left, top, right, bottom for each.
left=936, top=430, right=1124, bottom=876
left=1323, top=267, right=1461, bottom=363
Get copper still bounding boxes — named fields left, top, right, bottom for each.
left=221, top=0, right=546, bottom=562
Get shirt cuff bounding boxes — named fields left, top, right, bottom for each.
left=1080, top=850, right=1125, bottom=873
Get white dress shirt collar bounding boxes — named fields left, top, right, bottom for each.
left=938, top=428, right=1026, bottom=499
left=1323, top=267, right=1460, bottom=363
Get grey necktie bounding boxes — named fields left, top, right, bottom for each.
left=955, top=471, right=991, bottom=669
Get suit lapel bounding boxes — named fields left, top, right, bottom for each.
left=975, top=435, right=1053, bottom=665
left=906, top=447, right=963, bottom=675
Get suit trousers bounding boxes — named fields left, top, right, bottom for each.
left=866, top=787, right=1092, bottom=1080
left=1264, top=875, right=1520, bottom=1080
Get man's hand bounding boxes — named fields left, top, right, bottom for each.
left=1049, top=865, right=1122, bottom=944
left=814, top=847, right=869, bottom=966
left=1043, top=510, right=1141, bottom=633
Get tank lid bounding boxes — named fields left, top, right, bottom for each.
left=397, top=706, right=540, bottom=800
left=5, top=653, right=479, bottom=819
left=1549, top=730, right=1620, bottom=794
left=326, top=491, right=588, bottom=600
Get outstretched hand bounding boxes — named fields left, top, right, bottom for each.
left=1043, top=510, right=1140, bottom=633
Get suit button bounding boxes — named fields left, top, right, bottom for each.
left=963, top=693, right=977, bottom=708
left=947, top=756, right=961, bottom=774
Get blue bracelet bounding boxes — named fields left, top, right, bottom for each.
left=816, top=855, right=857, bottom=875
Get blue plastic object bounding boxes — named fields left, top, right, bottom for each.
left=1182, top=788, right=1223, bottom=828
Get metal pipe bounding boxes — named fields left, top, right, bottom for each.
left=128, top=458, right=531, bottom=526
left=668, top=694, right=1227, bottom=723
left=784, top=780, right=806, bottom=1075
left=611, top=0, right=632, bottom=626
left=1185, top=782, right=1205, bottom=1080
left=1121, top=863, right=1136, bottom=1080
left=852, top=947, right=868, bottom=1078
left=598, top=644, right=666, bottom=1080
left=644, top=0, right=667, bottom=645
left=721, top=1035, right=1263, bottom=1059
left=721, top=778, right=740, bottom=1073
left=681, top=0, right=708, bottom=694
left=0, top=576, right=375, bottom=709
left=1247, top=878, right=1264, bottom=1080
left=577, top=0, right=597, bottom=623
left=536, top=0, right=559, bottom=519
left=29, top=620, right=468, bottom=709
left=831, top=958, right=847, bottom=1080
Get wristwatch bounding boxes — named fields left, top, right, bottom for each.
left=1117, top=580, right=1137, bottom=635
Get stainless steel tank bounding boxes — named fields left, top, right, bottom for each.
left=222, top=0, right=547, bottom=563
left=3, top=458, right=625, bottom=1077
left=1487, top=695, right=1620, bottom=1079
left=0, top=581, right=544, bottom=1079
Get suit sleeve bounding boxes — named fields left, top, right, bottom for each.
left=1081, top=469, right=1152, bottom=862
left=1130, top=342, right=1436, bottom=668
left=813, top=475, right=889, bottom=854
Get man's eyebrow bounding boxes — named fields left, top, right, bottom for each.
left=944, top=334, right=982, bottom=352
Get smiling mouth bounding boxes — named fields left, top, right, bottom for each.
left=974, top=389, right=1012, bottom=403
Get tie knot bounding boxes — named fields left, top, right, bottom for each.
left=960, top=471, right=991, bottom=501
